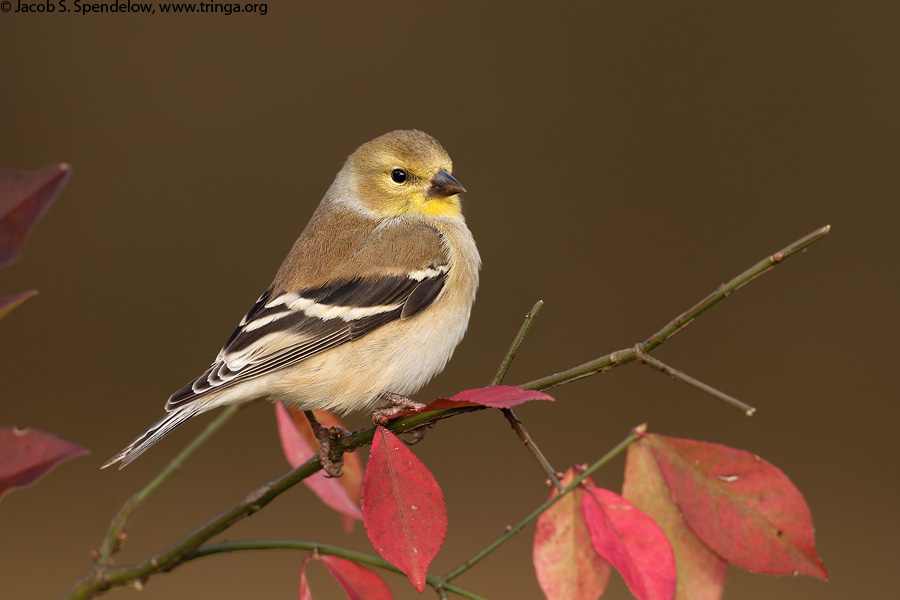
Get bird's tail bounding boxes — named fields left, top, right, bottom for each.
left=101, top=403, right=203, bottom=469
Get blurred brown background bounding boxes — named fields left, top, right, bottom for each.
left=1, top=1, right=897, bottom=599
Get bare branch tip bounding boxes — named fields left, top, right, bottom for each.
left=746, top=407, right=757, bottom=417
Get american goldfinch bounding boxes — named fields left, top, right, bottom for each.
left=103, top=130, right=480, bottom=470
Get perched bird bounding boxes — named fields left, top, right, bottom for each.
left=103, top=130, right=480, bottom=472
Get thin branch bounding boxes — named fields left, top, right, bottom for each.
left=442, top=583, right=489, bottom=600
left=95, top=405, right=242, bottom=565
left=490, top=300, right=563, bottom=491
left=443, top=431, right=639, bottom=582
left=65, top=408, right=474, bottom=599
left=186, top=540, right=488, bottom=600
left=638, top=353, right=756, bottom=415
left=500, top=409, right=563, bottom=491
left=190, top=540, right=391, bottom=570
left=64, top=444, right=322, bottom=600
left=640, top=225, right=830, bottom=354
left=518, top=225, right=831, bottom=393
left=492, top=300, right=543, bottom=386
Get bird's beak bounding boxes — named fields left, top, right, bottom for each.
left=428, top=169, right=467, bottom=198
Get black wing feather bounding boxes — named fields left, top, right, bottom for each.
left=166, top=270, right=447, bottom=410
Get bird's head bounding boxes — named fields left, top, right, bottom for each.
left=342, top=130, right=466, bottom=219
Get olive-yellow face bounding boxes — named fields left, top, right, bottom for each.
left=349, top=130, right=466, bottom=219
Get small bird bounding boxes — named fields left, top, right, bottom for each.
left=103, top=130, right=480, bottom=471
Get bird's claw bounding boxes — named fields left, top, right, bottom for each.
left=304, top=410, right=349, bottom=477
left=371, top=392, right=426, bottom=425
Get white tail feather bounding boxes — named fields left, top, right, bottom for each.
left=101, top=404, right=203, bottom=469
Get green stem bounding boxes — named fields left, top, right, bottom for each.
left=441, top=583, right=489, bottom=600
left=638, top=353, right=756, bottom=415
left=640, top=225, right=831, bottom=354
left=490, top=300, right=562, bottom=491
left=189, top=540, right=392, bottom=572
left=492, top=300, right=543, bottom=386
left=517, top=225, right=831, bottom=393
left=443, top=431, right=639, bottom=582
left=188, top=541, right=488, bottom=600
left=500, top=408, right=563, bottom=491
left=96, top=405, right=241, bottom=565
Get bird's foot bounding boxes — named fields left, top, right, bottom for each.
left=371, top=392, right=426, bottom=426
left=303, top=410, right=350, bottom=478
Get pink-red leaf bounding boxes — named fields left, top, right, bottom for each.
left=582, top=487, right=676, bottom=600
left=534, top=467, right=611, bottom=600
left=275, top=403, right=362, bottom=527
left=0, top=426, right=88, bottom=500
left=361, top=426, right=446, bottom=592
left=624, top=441, right=727, bottom=600
left=0, top=290, right=37, bottom=321
left=396, top=386, right=556, bottom=418
left=445, top=385, right=554, bottom=408
left=389, top=386, right=554, bottom=419
left=644, top=434, right=827, bottom=579
left=299, top=555, right=314, bottom=600
left=0, top=164, right=70, bottom=268
left=322, top=555, right=394, bottom=600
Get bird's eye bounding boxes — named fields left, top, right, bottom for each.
left=390, top=168, right=407, bottom=184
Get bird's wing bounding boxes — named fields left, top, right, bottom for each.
left=165, top=219, right=449, bottom=410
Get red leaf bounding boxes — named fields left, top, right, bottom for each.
left=582, top=487, right=676, bottom=600
left=392, top=386, right=555, bottom=419
left=406, top=386, right=556, bottom=417
left=644, top=434, right=828, bottom=579
left=0, top=164, right=71, bottom=268
left=624, top=441, right=727, bottom=600
left=361, top=426, right=446, bottom=592
left=322, top=555, right=394, bottom=600
left=415, top=397, right=475, bottom=412
left=534, top=467, right=611, bottom=600
left=299, top=555, right=314, bottom=600
left=445, top=385, right=554, bottom=408
left=0, top=426, right=88, bottom=500
left=275, top=403, right=362, bottom=526
left=0, top=290, right=37, bottom=320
